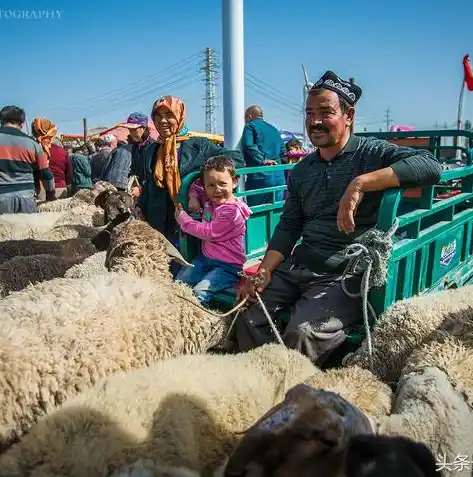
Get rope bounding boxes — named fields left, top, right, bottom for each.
left=340, top=219, right=399, bottom=372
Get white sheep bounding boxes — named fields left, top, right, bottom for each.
left=0, top=211, right=66, bottom=240
left=0, top=271, right=236, bottom=450
left=0, top=345, right=393, bottom=477
left=64, top=251, right=107, bottom=278
left=402, top=311, right=473, bottom=407
left=0, top=345, right=318, bottom=477
left=377, top=367, right=473, bottom=477
left=346, top=284, right=473, bottom=383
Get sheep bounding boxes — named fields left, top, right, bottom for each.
left=0, top=188, right=133, bottom=242
left=0, top=345, right=393, bottom=477
left=36, top=196, right=73, bottom=212
left=0, top=237, right=97, bottom=264
left=345, top=285, right=473, bottom=383
left=0, top=206, right=104, bottom=240
left=64, top=251, right=107, bottom=278
left=219, top=384, right=375, bottom=477
left=377, top=367, right=473, bottom=477
left=0, top=253, right=92, bottom=298
left=0, top=270, right=238, bottom=450
left=103, top=218, right=194, bottom=277
left=0, top=345, right=319, bottom=477
left=37, top=181, right=118, bottom=212
left=402, top=312, right=473, bottom=407
left=0, top=211, right=66, bottom=240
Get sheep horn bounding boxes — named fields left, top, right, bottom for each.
left=162, top=236, right=194, bottom=268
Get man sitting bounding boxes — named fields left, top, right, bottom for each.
left=235, top=71, right=442, bottom=366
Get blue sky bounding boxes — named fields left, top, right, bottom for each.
left=0, top=0, right=471, bottom=136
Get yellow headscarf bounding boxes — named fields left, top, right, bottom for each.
left=151, top=96, right=190, bottom=205
left=32, top=117, right=57, bottom=159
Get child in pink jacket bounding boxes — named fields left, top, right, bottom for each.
left=175, top=156, right=251, bottom=306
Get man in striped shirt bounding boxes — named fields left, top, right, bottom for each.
left=0, top=106, right=55, bottom=214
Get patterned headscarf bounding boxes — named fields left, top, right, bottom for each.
left=32, top=117, right=57, bottom=159
left=151, top=96, right=190, bottom=204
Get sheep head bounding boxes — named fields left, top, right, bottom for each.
left=223, top=384, right=374, bottom=477
left=103, top=219, right=192, bottom=281
left=69, top=181, right=118, bottom=207
left=94, top=189, right=134, bottom=222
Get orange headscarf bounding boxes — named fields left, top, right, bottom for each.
left=151, top=96, right=190, bottom=205
left=32, top=117, right=57, bottom=159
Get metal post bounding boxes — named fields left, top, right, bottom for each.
left=222, top=0, right=245, bottom=151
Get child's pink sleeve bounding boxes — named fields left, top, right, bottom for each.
left=189, top=179, right=206, bottom=203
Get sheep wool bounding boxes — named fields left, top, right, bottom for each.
left=37, top=197, right=73, bottom=212
left=0, top=345, right=317, bottom=477
left=0, top=211, right=66, bottom=240
left=64, top=251, right=108, bottom=279
left=105, top=219, right=172, bottom=282
left=0, top=272, right=238, bottom=450
left=346, top=285, right=473, bottom=383
left=0, top=238, right=97, bottom=264
left=0, top=253, right=91, bottom=298
left=304, top=365, right=393, bottom=419
left=377, top=367, right=473, bottom=477
left=403, top=312, right=473, bottom=406
left=44, top=223, right=103, bottom=241
left=109, top=460, right=200, bottom=477
left=52, top=202, right=105, bottom=228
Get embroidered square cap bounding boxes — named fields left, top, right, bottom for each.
left=310, top=71, right=362, bottom=106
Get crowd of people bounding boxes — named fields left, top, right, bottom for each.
left=0, top=69, right=443, bottom=368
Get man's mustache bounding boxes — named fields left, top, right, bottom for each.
left=309, top=126, right=329, bottom=134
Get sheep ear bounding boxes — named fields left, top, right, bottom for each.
left=161, top=236, right=194, bottom=268
left=94, top=190, right=112, bottom=208
left=224, top=403, right=297, bottom=476
left=223, top=424, right=273, bottom=476
left=92, top=230, right=111, bottom=251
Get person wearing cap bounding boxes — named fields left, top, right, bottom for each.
left=235, top=71, right=442, bottom=366
left=101, top=112, right=153, bottom=190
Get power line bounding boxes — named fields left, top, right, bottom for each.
left=202, top=47, right=217, bottom=134
left=42, top=52, right=202, bottom=118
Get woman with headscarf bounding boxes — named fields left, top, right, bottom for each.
left=31, top=117, right=72, bottom=199
left=137, top=95, right=244, bottom=243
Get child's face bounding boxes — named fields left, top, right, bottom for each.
left=203, top=168, right=237, bottom=205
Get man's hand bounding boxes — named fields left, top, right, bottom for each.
left=188, top=196, right=203, bottom=214
left=237, top=267, right=272, bottom=301
left=337, top=180, right=364, bottom=234
left=263, top=160, right=277, bottom=166
left=174, top=203, right=185, bottom=221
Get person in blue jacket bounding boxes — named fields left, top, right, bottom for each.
left=241, top=105, right=286, bottom=206
left=136, top=95, right=244, bottom=245
left=101, top=112, right=154, bottom=190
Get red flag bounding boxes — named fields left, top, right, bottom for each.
left=463, top=54, right=473, bottom=91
